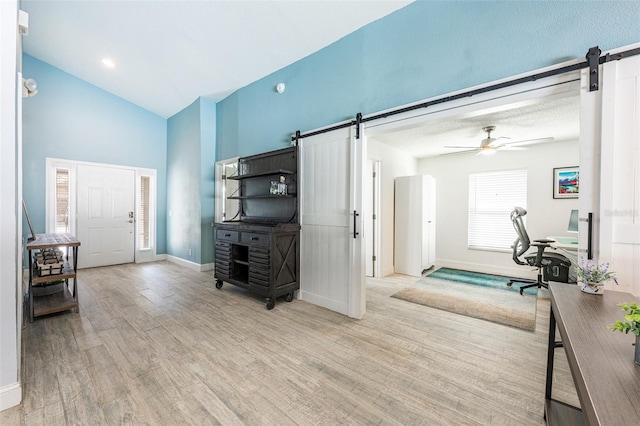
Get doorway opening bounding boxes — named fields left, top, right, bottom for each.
left=363, top=79, right=582, bottom=284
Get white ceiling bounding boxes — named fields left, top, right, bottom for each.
left=21, top=0, right=413, bottom=118
left=370, top=94, right=581, bottom=158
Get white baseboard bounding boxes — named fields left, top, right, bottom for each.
left=135, top=253, right=166, bottom=264
left=199, top=262, right=214, bottom=272
left=299, top=291, right=348, bottom=316
left=165, top=255, right=214, bottom=272
left=0, top=382, right=21, bottom=412
left=380, top=266, right=395, bottom=277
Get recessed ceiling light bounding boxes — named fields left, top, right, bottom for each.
left=101, top=58, right=115, bottom=68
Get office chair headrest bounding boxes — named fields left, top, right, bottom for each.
left=511, top=207, right=527, bottom=219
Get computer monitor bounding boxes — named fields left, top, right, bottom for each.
left=568, top=209, right=579, bottom=233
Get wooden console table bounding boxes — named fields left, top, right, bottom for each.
left=27, top=233, right=80, bottom=322
left=545, top=283, right=640, bottom=424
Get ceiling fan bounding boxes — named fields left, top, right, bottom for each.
left=443, top=125, right=554, bottom=155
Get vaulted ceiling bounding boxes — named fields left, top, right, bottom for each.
left=20, top=1, right=580, bottom=156
left=21, top=0, right=413, bottom=118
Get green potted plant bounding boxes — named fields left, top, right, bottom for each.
left=608, top=302, right=640, bottom=366
left=576, top=258, right=617, bottom=295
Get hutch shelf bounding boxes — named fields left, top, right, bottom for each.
left=214, top=146, right=300, bottom=310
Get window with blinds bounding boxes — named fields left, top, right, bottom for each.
left=55, top=168, right=70, bottom=233
left=139, top=176, right=150, bottom=249
left=468, top=169, right=527, bottom=251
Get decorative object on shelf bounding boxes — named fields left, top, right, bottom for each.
left=607, top=302, right=640, bottom=365
left=576, top=258, right=617, bottom=295
left=277, top=175, right=287, bottom=195
left=553, top=166, right=579, bottom=199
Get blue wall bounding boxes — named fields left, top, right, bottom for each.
left=22, top=55, right=168, bottom=253
left=166, top=97, right=216, bottom=264
left=167, top=99, right=201, bottom=262
left=200, top=98, right=216, bottom=264
left=216, top=0, right=640, bottom=159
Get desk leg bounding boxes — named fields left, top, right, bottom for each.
left=545, top=307, right=557, bottom=402
left=28, top=251, right=34, bottom=323
left=72, top=246, right=79, bottom=313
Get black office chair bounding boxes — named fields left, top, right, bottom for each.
left=507, top=207, right=571, bottom=295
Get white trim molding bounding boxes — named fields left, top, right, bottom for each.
left=0, top=382, right=22, bottom=412
left=166, top=255, right=213, bottom=272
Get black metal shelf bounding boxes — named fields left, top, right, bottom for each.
left=227, top=169, right=294, bottom=180
left=228, top=194, right=296, bottom=200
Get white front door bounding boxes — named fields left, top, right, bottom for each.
left=77, top=165, right=135, bottom=268
left=299, top=125, right=365, bottom=318
left=600, top=53, right=640, bottom=297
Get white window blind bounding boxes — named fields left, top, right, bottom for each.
left=139, top=176, right=150, bottom=249
left=55, top=168, right=70, bottom=233
left=468, top=169, right=527, bottom=251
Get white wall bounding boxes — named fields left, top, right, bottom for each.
left=368, top=138, right=418, bottom=276
left=0, top=0, right=22, bottom=411
left=418, top=140, right=579, bottom=277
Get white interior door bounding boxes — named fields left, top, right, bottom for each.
left=600, top=54, right=640, bottom=297
left=77, top=165, right=135, bottom=268
left=299, top=125, right=365, bottom=318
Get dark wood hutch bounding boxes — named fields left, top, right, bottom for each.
left=214, top=146, right=300, bottom=309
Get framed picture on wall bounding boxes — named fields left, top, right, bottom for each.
left=553, top=166, right=579, bottom=199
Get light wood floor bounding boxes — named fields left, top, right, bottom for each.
left=2, top=262, right=579, bottom=425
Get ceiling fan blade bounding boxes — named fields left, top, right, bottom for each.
left=502, top=136, right=554, bottom=146
left=497, top=146, right=529, bottom=151
left=444, top=145, right=481, bottom=149
left=439, top=149, right=479, bottom=156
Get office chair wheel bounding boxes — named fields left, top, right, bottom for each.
left=215, top=280, right=223, bottom=289
left=507, top=282, right=513, bottom=287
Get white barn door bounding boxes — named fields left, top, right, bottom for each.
left=77, top=165, right=135, bottom=269
left=600, top=54, right=640, bottom=297
left=299, top=126, right=365, bottom=318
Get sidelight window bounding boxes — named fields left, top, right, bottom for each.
left=55, top=168, right=70, bottom=233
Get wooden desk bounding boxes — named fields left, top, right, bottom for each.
left=27, top=233, right=81, bottom=322
left=547, top=236, right=579, bottom=251
left=545, top=283, right=640, bottom=425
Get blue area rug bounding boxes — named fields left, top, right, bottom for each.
left=427, top=267, right=537, bottom=295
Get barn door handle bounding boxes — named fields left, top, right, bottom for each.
left=579, top=213, right=594, bottom=260
left=587, top=212, right=593, bottom=260
left=353, top=210, right=359, bottom=239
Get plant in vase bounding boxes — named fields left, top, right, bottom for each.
left=576, top=258, right=617, bottom=295
left=608, top=302, right=640, bottom=366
